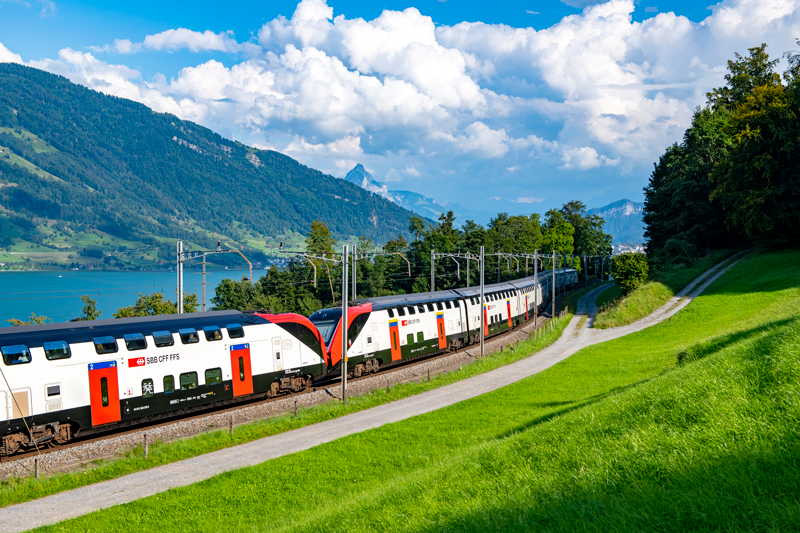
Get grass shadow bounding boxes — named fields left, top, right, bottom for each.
left=677, top=315, right=798, bottom=365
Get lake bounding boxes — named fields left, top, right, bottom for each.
left=0, top=269, right=262, bottom=326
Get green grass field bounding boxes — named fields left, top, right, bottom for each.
left=34, top=249, right=800, bottom=531
left=594, top=249, right=736, bottom=328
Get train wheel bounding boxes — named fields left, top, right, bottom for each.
left=371, top=360, right=381, bottom=373
left=354, top=364, right=364, bottom=377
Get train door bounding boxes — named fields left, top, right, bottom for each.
left=436, top=312, right=447, bottom=349
left=389, top=319, right=401, bottom=361
left=8, top=389, right=30, bottom=420
left=271, top=337, right=283, bottom=371
left=230, top=344, right=254, bottom=397
left=88, top=361, right=121, bottom=426
left=506, top=299, right=513, bottom=328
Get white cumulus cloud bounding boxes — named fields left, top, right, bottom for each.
left=12, top=0, right=800, bottom=216
left=0, top=42, right=23, bottom=64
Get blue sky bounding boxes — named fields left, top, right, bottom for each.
left=1, top=0, right=799, bottom=222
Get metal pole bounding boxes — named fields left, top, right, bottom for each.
left=552, top=250, right=556, bottom=320
left=480, top=246, right=485, bottom=360
left=352, top=243, right=357, bottom=301
left=466, top=255, right=470, bottom=288
left=177, top=241, right=184, bottom=314
left=342, top=245, right=348, bottom=405
left=202, top=255, right=206, bottom=312
left=431, top=247, right=435, bottom=292
left=534, top=250, right=538, bottom=326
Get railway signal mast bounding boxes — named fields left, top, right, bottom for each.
left=175, top=241, right=254, bottom=313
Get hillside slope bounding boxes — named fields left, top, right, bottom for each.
left=0, top=64, right=422, bottom=264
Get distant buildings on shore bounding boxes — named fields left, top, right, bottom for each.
left=612, top=244, right=645, bottom=255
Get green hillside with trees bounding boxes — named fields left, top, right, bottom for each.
left=0, top=63, right=426, bottom=269
left=644, top=42, right=800, bottom=265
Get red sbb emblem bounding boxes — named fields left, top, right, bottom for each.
left=129, top=357, right=146, bottom=367
left=402, top=320, right=408, bottom=326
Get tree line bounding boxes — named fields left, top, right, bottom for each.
left=644, top=42, right=800, bottom=265
left=210, top=202, right=612, bottom=316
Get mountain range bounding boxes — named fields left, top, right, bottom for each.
left=588, top=199, right=645, bottom=245
left=343, top=164, right=645, bottom=245
left=0, top=64, right=426, bottom=267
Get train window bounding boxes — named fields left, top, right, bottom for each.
left=204, top=326, right=223, bottom=342
left=424, top=303, right=432, bottom=312
left=179, top=328, right=199, bottom=344
left=180, top=372, right=198, bottom=391
left=43, top=340, right=71, bottom=360
left=417, top=332, right=424, bottom=342
left=153, top=331, right=174, bottom=347
left=47, top=385, right=60, bottom=397
left=408, top=306, right=415, bottom=315
left=388, top=309, right=395, bottom=318
left=164, top=375, right=175, bottom=394
left=93, top=336, right=118, bottom=355
left=124, top=333, right=147, bottom=351
left=436, top=302, right=443, bottom=311
left=205, top=368, right=222, bottom=386
left=101, top=377, right=109, bottom=407
left=238, top=357, right=245, bottom=381
left=297, top=324, right=324, bottom=358
left=142, top=378, right=154, bottom=399
left=407, top=333, right=414, bottom=345
left=417, top=305, right=425, bottom=313
left=226, top=323, right=245, bottom=339
left=347, top=314, right=369, bottom=345
left=397, top=307, right=406, bottom=317
left=445, top=301, right=452, bottom=309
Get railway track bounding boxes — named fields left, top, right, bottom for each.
left=1, top=290, right=579, bottom=469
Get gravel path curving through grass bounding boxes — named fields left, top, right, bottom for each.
left=0, top=254, right=745, bottom=532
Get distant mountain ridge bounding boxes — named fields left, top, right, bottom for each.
left=588, top=199, right=645, bottom=245
left=344, top=164, right=447, bottom=221
left=0, top=64, right=423, bottom=262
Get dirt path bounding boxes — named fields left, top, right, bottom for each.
left=0, top=254, right=745, bottom=532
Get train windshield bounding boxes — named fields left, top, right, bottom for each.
left=309, top=308, right=342, bottom=348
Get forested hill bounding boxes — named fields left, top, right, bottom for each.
left=0, top=63, right=421, bottom=263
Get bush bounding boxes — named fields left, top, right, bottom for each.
left=610, top=252, right=649, bottom=294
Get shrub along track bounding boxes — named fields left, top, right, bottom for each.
left=0, top=293, right=573, bottom=479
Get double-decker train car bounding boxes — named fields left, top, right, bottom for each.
left=0, top=310, right=327, bottom=455
left=310, top=268, right=578, bottom=379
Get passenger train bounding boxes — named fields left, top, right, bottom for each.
left=311, top=267, right=578, bottom=379
left=0, top=267, right=576, bottom=456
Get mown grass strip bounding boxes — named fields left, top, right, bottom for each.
left=0, top=285, right=597, bottom=508
left=594, top=248, right=737, bottom=328
left=39, top=249, right=800, bottom=532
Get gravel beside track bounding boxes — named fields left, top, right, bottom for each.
left=0, top=312, right=553, bottom=480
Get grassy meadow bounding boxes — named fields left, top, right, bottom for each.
left=593, top=249, right=736, bottom=328
left=36, top=249, right=800, bottom=531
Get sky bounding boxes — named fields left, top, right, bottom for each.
left=1, top=0, right=799, bottom=221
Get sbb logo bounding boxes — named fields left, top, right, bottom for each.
left=402, top=320, right=408, bottom=326
left=129, top=357, right=146, bottom=368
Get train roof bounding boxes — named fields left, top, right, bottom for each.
left=0, top=310, right=270, bottom=347
left=352, top=289, right=461, bottom=310
left=352, top=268, right=577, bottom=308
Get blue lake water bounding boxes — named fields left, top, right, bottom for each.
left=0, top=269, right=263, bottom=326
